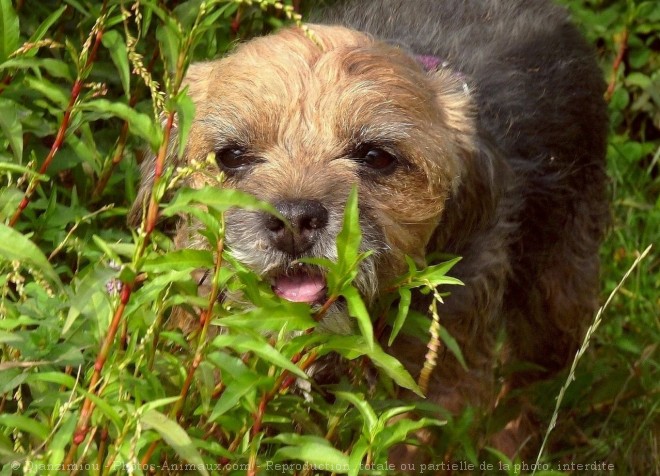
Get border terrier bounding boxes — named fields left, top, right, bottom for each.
left=130, top=0, right=608, bottom=458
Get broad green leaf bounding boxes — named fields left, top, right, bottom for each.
left=81, top=100, right=162, bottom=150
left=141, top=397, right=181, bottom=413
left=334, top=391, right=378, bottom=437
left=367, top=344, right=423, bottom=397
left=174, top=89, right=195, bottom=158
left=0, top=224, right=62, bottom=290
left=162, top=186, right=282, bottom=218
left=142, top=249, right=214, bottom=273
left=219, top=305, right=316, bottom=333
left=27, top=371, right=77, bottom=389
left=272, top=435, right=350, bottom=473
left=63, top=266, right=114, bottom=335
left=348, top=437, right=370, bottom=476
left=0, top=414, right=49, bottom=441
left=0, top=57, right=72, bottom=79
left=27, top=5, right=67, bottom=47
left=212, top=334, right=308, bottom=379
left=101, top=30, right=130, bottom=96
left=209, top=380, right=258, bottom=421
left=0, top=98, right=22, bottom=162
left=47, top=414, right=77, bottom=469
left=374, top=417, right=445, bottom=454
left=439, top=325, right=468, bottom=371
left=23, top=76, right=69, bottom=108
left=335, top=187, right=361, bottom=270
left=0, top=329, right=22, bottom=344
left=389, top=287, right=412, bottom=346
left=75, top=387, right=123, bottom=432
left=141, top=410, right=209, bottom=476
left=341, top=285, right=374, bottom=350
left=156, top=21, right=182, bottom=75
left=413, top=257, right=462, bottom=285
left=0, top=0, right=19, bottom=63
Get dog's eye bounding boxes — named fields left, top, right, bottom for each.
left=215, top=147, right=258, bottom=170
left=353, top=145, right=398, bottom=171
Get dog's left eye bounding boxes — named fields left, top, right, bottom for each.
left=352, top=145, right=398, bottom=171
left=215, top=147, right=259, bottom=170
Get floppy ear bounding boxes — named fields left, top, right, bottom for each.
left=127, top=61, right=215, bottom=227
left=426, top=67, right=476, bottom=159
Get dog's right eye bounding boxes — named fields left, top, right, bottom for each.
left=215, top=147, right=258, bottom=171
left=351, top=144, right=398, bottom=173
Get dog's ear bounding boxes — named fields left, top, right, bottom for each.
left=426, top=67, right=476, bottom=157
left=127, top=62, right=214, bottom=227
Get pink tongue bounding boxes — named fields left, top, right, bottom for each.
left=273, top=274, right=326, bottom=303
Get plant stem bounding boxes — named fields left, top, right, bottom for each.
left=63, top=283, right=133, bottom=466
left=9, top=1, right=107, bottom=227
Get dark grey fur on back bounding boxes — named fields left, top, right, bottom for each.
left=314, top=0, right=608, bottom=407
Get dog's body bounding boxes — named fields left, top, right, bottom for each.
left=131, top=0, right=608, bottom=458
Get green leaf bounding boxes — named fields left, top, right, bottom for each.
left=156, top=21, right=182, bottom=75
left=335, top=187, right=361, bottom=271
left=341, top=285, right=374, bottom=350
left=0, top=98, right=22, bottom=162
left=212, top=334, right=308, bottom=379
left=219, top=305, right=316, bottom=333
left=23, top=76, right=69, bottom=108
left=48, top=415, right=76, bottom=469
left=347, top=437, right=370, bottom=476
left=27, top=371, right=77, bottom=389
left=389, top=287, right=412, bottom=346
left=27, top=5, right=67, bottom=47
left=0, top=224, right=62, bottom=290
left=439, top=326, right=467, bottom=371
left=81, top=100, right=162, bottom=151
left=142, top=249, right=214, bottom=273
left=0, top=414, right=49, bottom=441
left=209, top=380, right=258, bottom=421
left=162, top=186, right=282, bottom=217
left=174, top=89, right=196, bottom=158
left=413, top=257, right=462, bottom=286
left=0, top=0, right=19, bottom=63
left=334, top=391, right=378, bottom=437
left=367, top=344, right=423, bottom=397
left=141, top=410, right=209, bottom=476
left=101, top=30, right=130, bottom=96
left=373, top=417, right=445, bottom=454
left=625, top=72, right=652, bottom=90
left=76, top=387, right=123, bottom=432
left=63, top=266, right=115, bottom=335
left=272, top=435, right=350, bottom=473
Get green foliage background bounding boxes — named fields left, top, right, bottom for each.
left=0, top=0, right=658, bottom=475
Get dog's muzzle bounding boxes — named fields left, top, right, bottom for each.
left=263, top=199, right=330, bottom=303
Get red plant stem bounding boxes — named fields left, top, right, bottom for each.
left=9, top=4, right=107, bottom=227
left=605, top=28, right=628, bottom=102
left=63, top=283, right=133, bottom=467
left=314, top=295, right=337, bottom=321
left=97, top=427, right=109, bottom=470
left=144, top=110, right=175, bottom=235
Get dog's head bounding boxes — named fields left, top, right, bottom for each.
left=130, top=25, right=476, bottom=309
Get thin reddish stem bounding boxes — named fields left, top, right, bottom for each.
left=605, top=28, right=628, bottom=102
left=9, top=3, right=106, bottom=227
left=64, top=282, right=132, bottom=466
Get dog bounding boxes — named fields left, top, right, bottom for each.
left=129, top=0, right=608, bottom=460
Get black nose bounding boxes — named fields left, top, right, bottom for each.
left=264, top=199, right=329, bottom=256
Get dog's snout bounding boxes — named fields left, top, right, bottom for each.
left=264, top=199, right=329, bottom=256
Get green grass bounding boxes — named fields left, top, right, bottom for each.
left=0, top=0, right=658, bottom=475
